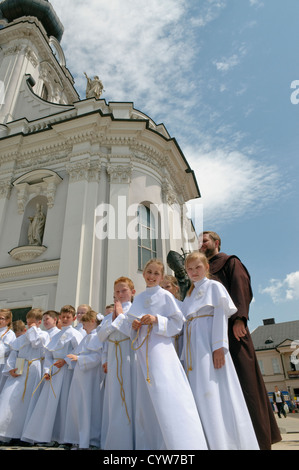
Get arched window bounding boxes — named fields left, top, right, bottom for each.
left=137, top=204, right=157, bottom=270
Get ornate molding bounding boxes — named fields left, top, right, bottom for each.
left=8, top=245, right=47, bottom=262
left=66, top=157, right=102, bottom=183
left=13, top=170, right=63, bottom=214
left=0, top=259, right=60, bottom=281
left=107, top=163, right=133, bottom=184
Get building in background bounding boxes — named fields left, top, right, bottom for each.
left=251, top=318, right=299, bottom=406
left=0, top=0, right=200, bottom=320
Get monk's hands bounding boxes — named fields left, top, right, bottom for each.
left=233, top=319, right=247, bottom=341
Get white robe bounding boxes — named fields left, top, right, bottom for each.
left=63, top=329, right=104, bottom=449
left=113, top=286, right=208, bottom=451
left=22, top=325, right=82, bottom=444
left=0, top=327, right=16, bottom=393
left=0, top=326, right=49, bottom=440
left=182, top=277, right=260, bottom=450
left=98, top=302, right=137, bottom=450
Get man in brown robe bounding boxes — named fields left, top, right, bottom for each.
left=199, top=231, right=281, bottom=450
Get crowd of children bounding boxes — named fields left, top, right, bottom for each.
left=0, top=253, right=261, bottom=450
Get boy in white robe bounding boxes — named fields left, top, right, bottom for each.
left=182, top=251, right=259, bottom=450
left=113, top=259, right=208, bottom=451
left=0, top=309, right=48, bottom=444
left=42, top=310, right=60, bottom=339
left=22, top=305, right=82, bottom=446
left=98, top=276, right=137, bottom=450
left=64, top=310, right=104, bottom=449
left=0, top=309, right=16, bottom=393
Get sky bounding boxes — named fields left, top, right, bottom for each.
left=50, top=0, right=299, bottom=332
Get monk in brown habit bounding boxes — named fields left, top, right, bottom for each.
left=199, top=231, right=281, bottom=450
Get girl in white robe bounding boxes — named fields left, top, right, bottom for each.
left=22, top=306, right=82, bottom=445
left=113, top=259, right=208, bottom=451
left=182, top=251, right=259, bottom=450
left=63, top=311, right=104, bottom=449
left=0, top=309, right=16, bottom=393
left=0, top=309, right=49, bottom=442
left=98, top=276, right=137, bottom=450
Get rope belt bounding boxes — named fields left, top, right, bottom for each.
left=185, top=314, right=214, bottom=375
left=108, top=337, right=131, bottom=424
left=131, top=324, right=153, bottom=384
left=172, top=331, right=183, bottom=355
left=22, top=357, right=44, bottom=401
left=32, top=359, right=62, bottom=399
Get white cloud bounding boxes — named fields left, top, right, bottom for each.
left=51, top=0, right=195, bottom=116
left=260, top=272, right=299, bottom=303
left=213, top=44, right=248, bottom=73
left=185, top=146, right=281, bottom=226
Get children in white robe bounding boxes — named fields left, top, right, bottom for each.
left=182, top=251, right=260, bottom=450
left=113, top=260, right=208, bottom=451
left=22, top=307, right=82, bottom=445
left=0, top=309, right=49, bottom=442
left=98, top=276, right=137, bottom=450
left=63, top=311, right=104, bottom=449
left=0, top=310, right=16, bottom=393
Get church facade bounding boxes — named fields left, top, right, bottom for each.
left=0, top=0, right=200, bottom=317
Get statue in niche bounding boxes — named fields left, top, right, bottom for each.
left=28, top=203, right=46, bottom=246
left=84, top=72, right=104, bottom=99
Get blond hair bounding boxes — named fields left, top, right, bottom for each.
left=0, top=309, right=13, bottom=329
left=161, top=275, right=181, bottom=300
left=26, top=308, right=44, bottom=322
left=185, top=251, right=209, bottom=297
left=143, top=258, right=164, bottom=276
left=81, top=309, right=101, bottom=326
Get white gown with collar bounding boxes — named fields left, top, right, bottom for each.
left=98, top=302, right=137, bottom=450
left=182, top=277, right=259, bottom=450
left=113, top=285, right=208, bottom=450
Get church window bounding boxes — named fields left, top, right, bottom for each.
left=137, top=205, right=157, bottom=270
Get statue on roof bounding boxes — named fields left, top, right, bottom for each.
left=84, top=72, right=104, bottom=99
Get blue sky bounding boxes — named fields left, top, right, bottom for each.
left=51, top=0, right=299, bottom=331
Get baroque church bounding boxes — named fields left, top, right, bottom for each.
left=0, top=0, right=200, bottom=319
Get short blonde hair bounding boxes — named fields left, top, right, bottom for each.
left=26, top=308, right=44, bottom=322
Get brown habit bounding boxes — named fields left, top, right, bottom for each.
left=209, top=252, right=281, bottom=450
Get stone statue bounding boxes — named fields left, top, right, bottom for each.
left=28, top=203, right=46, bottom=246
left=167, top=249, right=191, bottom=300
left=84, top=72, right=104, bottom=99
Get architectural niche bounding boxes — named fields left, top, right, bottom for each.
left=12, top=169, right=62, bottom=214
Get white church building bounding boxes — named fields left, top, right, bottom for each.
left=0, top=0, right=200, bottom=319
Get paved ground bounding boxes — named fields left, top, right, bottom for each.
left=271, top=412, right=299, bottom=450
left=0, top=412, right=298, bottom=451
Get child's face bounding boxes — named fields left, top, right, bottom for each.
left=59, top=312, right=75, bottom=327
left=186, top=258, right=208, bottom=283
left=143, top=262, right=163, bottom=287
left=114, top=282, right=134, bottom=303
left=160, top=279, right=178, bottom=297
left=0, top=314, right=9, bottom=329
left=26, top=318, right=41, bottom=329
left=43, top=314, right=56, bottom=330
left=76, top=306, right=88, bottom=323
